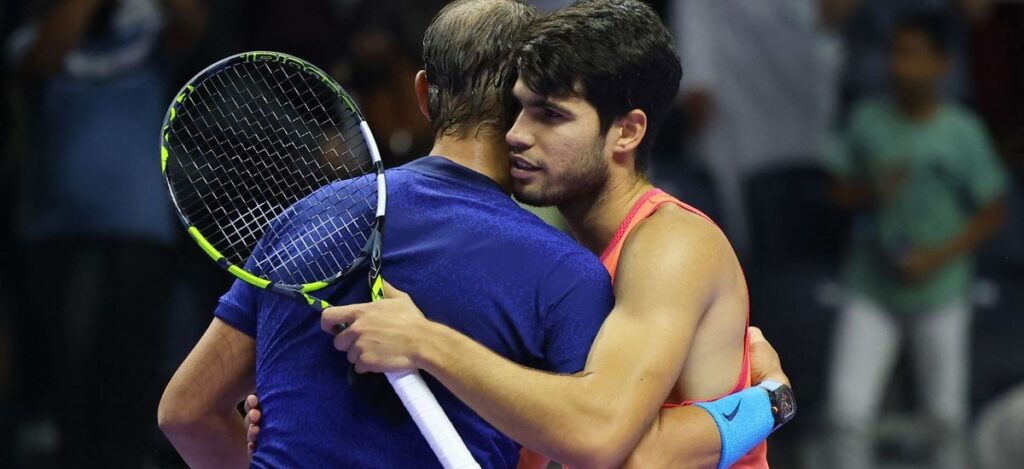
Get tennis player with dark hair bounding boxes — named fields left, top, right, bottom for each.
left=319, top=1, right=789, bottom=468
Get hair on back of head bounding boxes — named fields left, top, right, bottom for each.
left=422, top=0, right=536, bottom=139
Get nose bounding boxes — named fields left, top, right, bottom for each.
left=505, top=110, right=533, bottom=152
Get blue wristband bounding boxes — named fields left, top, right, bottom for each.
left=694, top=386, right=774, bottom=469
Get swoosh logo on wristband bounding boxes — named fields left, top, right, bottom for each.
left=723, top=400, right=741, bottom=421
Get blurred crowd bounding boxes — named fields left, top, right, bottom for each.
left=0, top=0, right=1021, bottom=468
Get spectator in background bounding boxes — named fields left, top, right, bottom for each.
left=5, top=0, right=205, bottom=465
left=823, top=12, right=1007, bottom=469
left=840, top=0, right=990, bottom=110
left=670, top=0, right=845, bottom=252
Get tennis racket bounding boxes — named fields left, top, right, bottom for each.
left=160, top=51, right=479, bottom=469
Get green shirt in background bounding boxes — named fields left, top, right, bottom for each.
left=824, top=98, right=1008, bottom=314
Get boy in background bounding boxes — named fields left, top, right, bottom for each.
left=824, top=12, right=1008, bottom=469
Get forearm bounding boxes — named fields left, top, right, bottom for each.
left=418, top=323, right=644, bottom=468
left=620, top=406, right=720, bottom=469
left=159, top=318, right=255, bottom=468
left=19, top=0, right=105, bottom=77
left=632, top=384, right=781, bottom=469
left=941, top=198, right=1005, bottom=260
left=620, top=326, right=792, bottom=469
left=160, top=409, right=249, bottom=468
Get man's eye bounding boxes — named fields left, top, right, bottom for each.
left=543, top=108, right=563, bottom=119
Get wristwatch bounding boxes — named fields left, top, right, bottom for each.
left=757, top=380, right=796, bottom=431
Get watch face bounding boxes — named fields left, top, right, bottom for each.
left=778, top=390, right=795, bottom=418
left=773, top=386, right=797, bottom=424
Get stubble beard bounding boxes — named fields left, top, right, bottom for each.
left=514, top=139, right=609, bottom=208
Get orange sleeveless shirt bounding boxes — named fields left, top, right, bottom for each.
left=599, top=188, right=768, bottom=468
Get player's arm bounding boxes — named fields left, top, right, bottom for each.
left=941, top=196, right=1005, bottom=259
left=617, top=405, right=721, bottom=469
left=243, top=326, right=792, bottom=468
left=619, top=327, right=791, bottom=468
left=158, top=318, right=255, bottom=468
left=326, top=215, right=727, bottom=467
left=899, top=196, right=1005, bottom=282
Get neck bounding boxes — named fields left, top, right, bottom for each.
left=896, top=89, right=940, bottom=122
left=429, top=131, right=512, bottom=193
left=559, top=173, right=652, bottom=256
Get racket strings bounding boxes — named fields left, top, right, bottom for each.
left=177, top=72, right=326, bottom=261
left=166, top=59, right=378, bottom=285
left=182, top=80, right=370, bottom=282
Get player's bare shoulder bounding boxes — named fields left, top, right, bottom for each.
left=614, top=202, right=737, bottom=311
left=622, top=202, right=733, bottom=269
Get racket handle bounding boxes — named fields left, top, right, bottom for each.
left=385, top=370, right=481, bottom=469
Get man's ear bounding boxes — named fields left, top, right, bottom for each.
left=612, top=109, right=647, bottom=155
left=414, top=70, right=431, bottom=120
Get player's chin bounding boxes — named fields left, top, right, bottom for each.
left=513, top=186, right=557, bottom=208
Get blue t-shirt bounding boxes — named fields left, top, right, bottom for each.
left=215, top=156, right=613, bottom=468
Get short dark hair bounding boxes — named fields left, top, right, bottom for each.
left=514, top=0, right=682, bottom=173
left=422, top=0, right=536, bottom=139
left=893, top=11, right=952, bottom=55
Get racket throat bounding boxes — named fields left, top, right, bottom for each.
left=367, top=227, right=384, bottom=301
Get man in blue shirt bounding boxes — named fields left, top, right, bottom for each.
left=219, top=158, right=613, bottom=468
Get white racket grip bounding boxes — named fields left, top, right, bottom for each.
left=385, top=370, right=481, bottom=469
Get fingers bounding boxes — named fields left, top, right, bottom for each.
left=244, top=394, right=259, bottom=414
left=381, top=279, right=408, bottom=299
left=321, top=305, right=364, bottom=333
left=747, top=325, right=791, bottom=387
left=245, top=408, right=261, bottom=426
left=749, top=326, right=777, bottom=354
left=333, top=324, right=361, bottom=352
left=748, top=326, right=778, bottom=357
left=325, top=305, right=386, bottom=353
left=244, top=395, right=261, bottom=456
left=247, top=415, right=261, bottom=440
left=247, top=419, right=260, bottom=455
left=343, top=342, right=379, bottom=373
left=750, top=326, right=779, bottom=356
left=345, top=339, right=362, bottom=366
